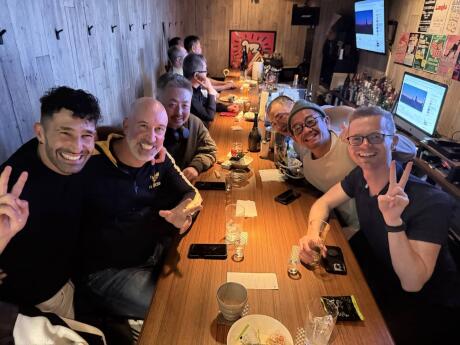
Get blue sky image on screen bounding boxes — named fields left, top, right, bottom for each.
left=355, top=0, right=385, bottom=53
left=355, top=10, right=373, bottom=34
left=395, top=73, right=447, bottom=137
left=400, top=84, right=427, bottom=112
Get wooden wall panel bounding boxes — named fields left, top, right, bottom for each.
left=183, top=0, right=309, bottom=78
left=359, top=0, right=460, bottom=138
left=0, top=0, right=184, bottom=163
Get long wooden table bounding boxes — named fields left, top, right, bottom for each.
left=139, top=99, right=394, bottom=344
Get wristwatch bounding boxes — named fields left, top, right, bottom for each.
left=385, top=221, right=406, bottom=233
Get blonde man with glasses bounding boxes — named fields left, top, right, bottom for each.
left=298, top=106, right=459, bottom=345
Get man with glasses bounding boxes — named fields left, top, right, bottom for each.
left=299, top=106, right=459, bottom=344
left=183, top=53, right=238, bottom=126
left=286, top=100, right=359, bottom=236
left=157, top=73, right=217, bottom=183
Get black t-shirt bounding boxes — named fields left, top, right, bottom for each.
left=341, top=165, right=460, bottom=307
left=0, top=139, right=82, bottom=305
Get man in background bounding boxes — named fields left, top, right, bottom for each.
left=168, top=36, right=182, bottom=48
left=167, top=45, right=187, bottom=75
left=183, top=53, right=238, bottom=126
left=184, top=35, right=234, bottom=92
left=157, top=73, right=217, bottom=184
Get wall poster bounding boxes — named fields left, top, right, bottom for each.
left=424, top=35, right=447, bottom=73
left=418, top=0, right=437, bottom=32
left=404, top=33, right=421, bottom=66
left=413, top=34, right=433, bottom=70
left=438, top=35, right=460, bottom=76
left=394, top=32, right=410, bottom=64
left=229, top=31, right=276, bottom=69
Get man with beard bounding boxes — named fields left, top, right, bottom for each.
left=0, top=86, right=101, bottom=318
left=77, top=98, right=202, bottom=318
left=299, top=106, right=459, bottom=344
left=157, top=73, right=217, bottom=184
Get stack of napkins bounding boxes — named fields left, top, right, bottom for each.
left=236, top=200, right=257, bottom=217
left=259, top=169, right=285, bottom=182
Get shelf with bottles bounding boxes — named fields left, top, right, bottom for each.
left=325, top=73, right=397, bottom=110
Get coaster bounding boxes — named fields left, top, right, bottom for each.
left=287, top=270, right=302, bottom=280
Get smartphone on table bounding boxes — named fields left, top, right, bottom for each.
left=195, top=181, right=226, bottom=190
left=274, top=189, right=300, bottom=205
left=187, top=243, right=227, bottom=260
left=323, top=245, right=347, bottom=275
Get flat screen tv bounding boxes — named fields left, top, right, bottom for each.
left=354, top=0, right=386, bottom=54
left=394, top=72, right=447, bottom=141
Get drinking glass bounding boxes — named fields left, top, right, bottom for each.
left=225, top=203, right=244, bottom=244
left=231, top=142, right=243, bottom=159
left=304, top=298, right=338, bottom=345
left=216, top=282, right=248, bottom=321
left=306, top=219, right=330, bottom=269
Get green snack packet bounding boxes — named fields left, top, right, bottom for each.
left=321, top=295, right=365, bottom=321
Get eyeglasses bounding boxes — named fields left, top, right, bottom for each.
left=346, top=132, right=394, bottom=146
left=291, top=116, right=321, bottom=136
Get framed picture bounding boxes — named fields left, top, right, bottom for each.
left=229, top=30, right=276, bottom=69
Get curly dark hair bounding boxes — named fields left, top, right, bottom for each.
left=40, top=86, right=102, bottom=124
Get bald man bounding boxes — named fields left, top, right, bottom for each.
left=76, top=98, right=202, bottom=318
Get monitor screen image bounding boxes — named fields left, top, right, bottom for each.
left=394, top=72, right=447, bottom=140
left=355, top=0, right=386, bottom=54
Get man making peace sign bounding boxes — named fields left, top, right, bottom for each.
left=299, top=106, right=459, bottom=344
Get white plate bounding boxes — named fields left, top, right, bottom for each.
left=227, top=314, right=293, bottom=345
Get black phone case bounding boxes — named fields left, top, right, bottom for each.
left=195, top=181, right=226, bottom=190
left=187, top=244, right=227, bottom=260
left=323, top=245, right=347, bottom=275
left=274, top=189, right=300, bottom=205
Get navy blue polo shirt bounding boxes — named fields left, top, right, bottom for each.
left=341, top=165, right=459, bottom=307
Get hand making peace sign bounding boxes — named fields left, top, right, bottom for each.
left=377, top=160, right=413, bottom=226
left=0, top=166, right=29, bottom=252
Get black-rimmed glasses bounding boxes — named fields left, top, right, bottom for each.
left=347, top=132, right=394, bottom=146
left=291, top=116, right=321, bottom=136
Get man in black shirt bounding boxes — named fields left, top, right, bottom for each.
left=299, top=106, right=459, bottom=344
left=0, top=86, right=101, bottom=318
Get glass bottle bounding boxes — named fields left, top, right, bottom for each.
left=248, top=113, right=262, bottom=152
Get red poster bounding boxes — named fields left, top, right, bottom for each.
left=394, top=32, right=410, bottom=64
left=229, top=31, right=276, bottom=69
left=439, top=34, right=460, bottom=77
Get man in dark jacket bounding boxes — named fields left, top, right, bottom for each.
left=77, top=98, right=202, bottom=318
left=157, top=72, right=217, bottom=183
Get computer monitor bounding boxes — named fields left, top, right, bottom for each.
left=355, top=0, right=386, bottom=54
left=394, top=72, right=447, bottom=141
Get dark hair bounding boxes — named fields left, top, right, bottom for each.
left=168, top=37, right=182, bottom=48
left=183, top=53, right=206, bottom=79
left=156, top=73, right=192, bottom=99
left=184, top=35, right=200, bottom=52
left=349, top=106, right=396, bottom=134
left=40, top=86, right=102, bottom=124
